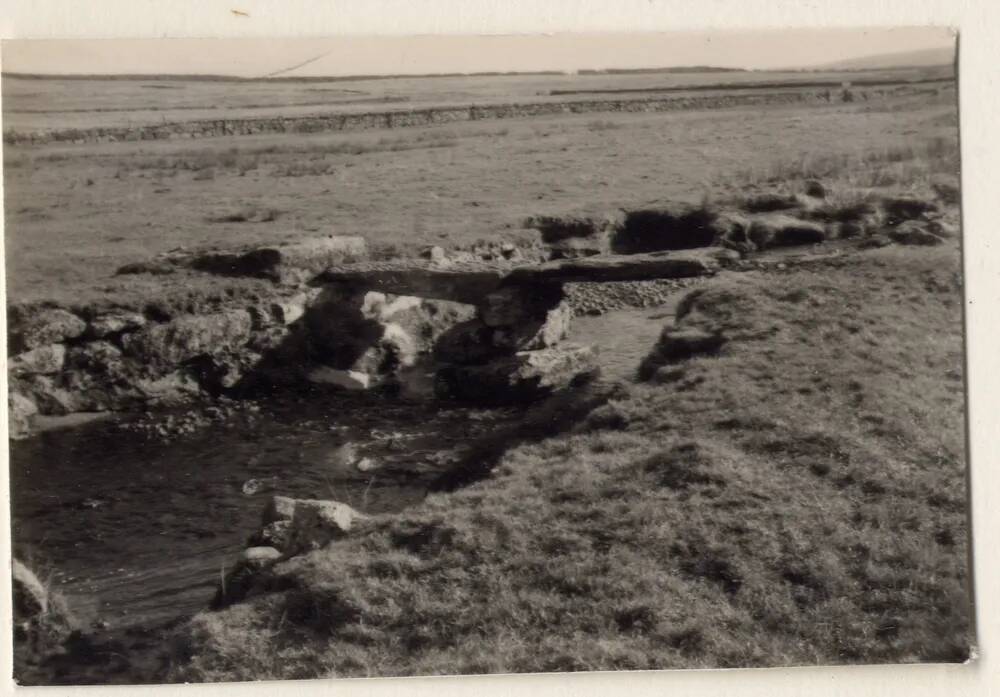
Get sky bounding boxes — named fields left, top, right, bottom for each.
left=0, top=28, right=954, bottom=77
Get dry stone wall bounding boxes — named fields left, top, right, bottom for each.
left=3, top=85, right=924, bottom=145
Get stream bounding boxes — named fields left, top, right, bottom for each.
left=9, top=390, right=524, bottom=633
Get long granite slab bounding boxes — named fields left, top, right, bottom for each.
left=315, top=248, right=736, bottom=303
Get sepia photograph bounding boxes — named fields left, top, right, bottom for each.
left=2, top=26, right=972, bottom=686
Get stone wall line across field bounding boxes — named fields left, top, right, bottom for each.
left=1, top=84, right=939, bottom=145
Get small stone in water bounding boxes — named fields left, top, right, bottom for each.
left=241, top=546, right=282, bottom=569
left=328, top=443, right=358, bottom=469
left=356, top=457, right=378, bottom=473
left=242, top=478, right=262, bottom=495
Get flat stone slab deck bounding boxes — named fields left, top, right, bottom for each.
left=315, top=248, right=734, bottom=303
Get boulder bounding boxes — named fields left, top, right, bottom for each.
left=435, top=344, right=599, bottom=403
left=249, top=521, right=293, bottom=550
left=748, top=214, right=826, bottom=249
left=470, top=240, right=529, bottom=262
left=257, top=496, right=369, bottom=556
left=548, top=233, right=611, bottom=259
left=122, top=310, right=252, bottom=366
left=491, top=300, right=573, bottom=351
left=134, top=370, right=203, bottom=404
left=185, top=352, right=254, bottom=393
left=312, top=325, right=416, bottom=387
left=802, top=201, right=881, bottom=235
left=66, top=341, right=123, bottom=374
left=881, top=197, right=938, bottom=224
left=889, top=222, right=944, bottom=246
left=448, top=250, right=479, bottom=264
left=87, top=310, right=147, bottom=338
left=742, top=193, right=801, bottom=213
left=356, top=457, right=379, bottom=473
left=271, top=291, right=317, bottom=325
left=380, top=323, right=419, bottom=368
left=638, top=327, right=727, bottom=380
left=22, top=375, right=79, bottom=415
left=803, top=180, right=827, bottom=198
left=530, top=214, right=618, bottom=258
left=714, top=212, right=755, bottom=254
left=190, top=236, right=367, bottom=281
left=420, top=245, right=450, bottom=267
left=285, top=499, right=370, bottom=555
left=8, top=307, right=86, bottom=352
left=276, top=236, right=369, bottom=268
left=503, top=248, right=735, bottom=285
left=307, top=290, right=473, bottom=385
left=435, top=297, right=573, bottom=364
left=240, top=546, right=283, bottom=570
left=57, top=370, right=119, bottom=412
left=307, top=367, right=372, bottom=390
left=262, top=495, right=297, bottom=525
left=8, top=391, right=38, bottom=439
left=213, top=550, right=291, bottom=610
left=9, top=344, right=66, bottom=377
left=12, top=558, right=73, bottom=651
left=13, top=559, right=48, bottom=621
left=377, top=296, right=475, bottom=346
left=925, top=219, right=959, bottom=239
left=248, top=325, right=293, bottom=354
left=246, top=497, right=299, bottom=550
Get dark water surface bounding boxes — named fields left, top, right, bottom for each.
left=9, top=391, right=520, bottom=631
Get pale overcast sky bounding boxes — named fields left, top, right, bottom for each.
left=0, top=28, right=954, bottom=77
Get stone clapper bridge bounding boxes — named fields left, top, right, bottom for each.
left=310, top=246, right=737, bottom=402
left=214, top=244, right=742, bottom=607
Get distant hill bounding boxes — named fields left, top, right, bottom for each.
left=811, top=46, right=955, bottom=71
left=578, top=66, right=745, bottom=75
left=2, top=65, right=746, bottom=83
left=0, top=70, right=566, bottom=83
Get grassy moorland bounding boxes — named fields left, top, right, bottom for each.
left=170, top=139, right=969, bottom=678
left=1, top=65, right=950, bottom=131
left=3, top=81, right=955, bottom=306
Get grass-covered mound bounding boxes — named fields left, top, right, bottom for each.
left=172, top=243, right=970, bottom=680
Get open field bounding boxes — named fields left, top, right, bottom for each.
left=3, top=73, right=956, bottom=306
left=2, top=65, right=950, bottom=131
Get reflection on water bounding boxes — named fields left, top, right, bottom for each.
left=9, top=391, right=518, bottom=630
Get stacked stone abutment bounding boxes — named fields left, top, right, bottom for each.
left=317, top=247, right=735, bottom=403
left=5, top=247, right=735, bottom=436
